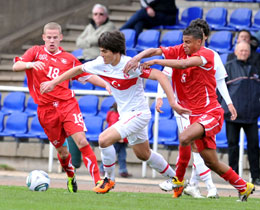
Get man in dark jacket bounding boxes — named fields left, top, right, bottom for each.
left=120, top=0, right=178, bottom=38
left=223, top=41, right=260, bottom=185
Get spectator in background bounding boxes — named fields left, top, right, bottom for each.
left=120, top=0, right=178, bottom=38
left=76, top=4, right=116, bottom=62
left=223, top=41, right=260, bottom=186
left=227, top=29, right=260, bottom=68
left=99, top=102, right=132, bottom=178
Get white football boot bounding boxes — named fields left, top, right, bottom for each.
left=207, top=185, right=219, bottom=198
left=184, top=184, right=204, bottom=198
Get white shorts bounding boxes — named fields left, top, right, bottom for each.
left=112, top=110, right=151, bottom=145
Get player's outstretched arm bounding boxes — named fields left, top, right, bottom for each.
left=40, top=65, right=83, bottom=94
left=142, top=56, right=203, bottom=69
left=123, top=48, right=162, bottom=74
left=87, top=75, right=111, bottom=94
left=148, top=69, right=191, bottom=116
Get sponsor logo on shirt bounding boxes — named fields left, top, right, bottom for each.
left=51, top=58, right=57, bottom=62
left=39, top=54, right=48, bottom=61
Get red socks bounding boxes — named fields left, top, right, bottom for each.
left=80, top=144, right=100, bottom=184
left=176, top=145, right=191, bottom=181
left=57, top=153, right=75, bottom=178
left=221, top=167, right=247, bottom=192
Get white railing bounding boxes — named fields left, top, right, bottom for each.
left=0, top=85, right=160, bottom=177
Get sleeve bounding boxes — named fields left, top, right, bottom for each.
left=214, top=52, right=228, bottom=81
left=140, top=67, right=152, bottom=78
left=216, top=78, right=232, bottom=105
left=160, top=46, right=178, bottom=60
left=15, top=46, right=38, bottom=62
left=195, top=48, right=213, bottom=69
left=82, top=57, right=103, bottom=74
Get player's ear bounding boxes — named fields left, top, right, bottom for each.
left=59, top=34, right=63, bottom=41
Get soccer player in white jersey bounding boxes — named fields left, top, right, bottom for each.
left=123, top=26, right=255, bottom=202
left=157, top=19, right=237, bottom=198
left=40, top=30, right=191, bottom=194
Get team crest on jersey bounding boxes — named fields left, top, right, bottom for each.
left=61, top=58, right=67, bottom=64
left=39, top=54, right=48, bottom=61
left=111, top=80, right=121, bottom=88
left=181, top=73, right=187, bottom=83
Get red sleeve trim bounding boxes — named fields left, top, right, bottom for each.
left=140, top=68, right=152, bottom=78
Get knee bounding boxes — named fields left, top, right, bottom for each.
left=179, top=133, right=190, bottom=146
left=135, top=149, right=150, bottom=161
left=99, top=133, right=109, bottom=148
left=58, top=148, right=69, bottom=159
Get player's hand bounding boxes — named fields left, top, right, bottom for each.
left=123, top=57, right=139, bottom=74
left=146, top=7, right=155, bottom=17
left=171, top=103, right=192, bottom=118
left=155, top=98, right=163, bottom=113
left=228, top=103, right=237, bottom=121
left=141, top=60, right=157, bottom=69
left=30, top=61, right=45, bottom=71
left=40, top=81, right=55, bottom=94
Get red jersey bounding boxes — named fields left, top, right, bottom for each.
left=161, top=44, right=221, bottom=115
left=15, top=45, right=91, bottom=105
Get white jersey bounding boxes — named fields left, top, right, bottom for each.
left=82, top=55, right=151, bottom=116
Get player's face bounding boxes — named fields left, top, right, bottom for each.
left=99, top=48, right=120, bottom=66
left=182, top=35, right=202, bottom=55
left=93, top=7, right=107, bottom=27
left=42, top=29, right=63, bottom=53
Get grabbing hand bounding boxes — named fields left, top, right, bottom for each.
left=146, top=7, right=155, bottom=17
left=171, top=103, right=192, bottom=118
left=40, top=81, right=56, bottom=94
left=29, top=61, right=45, bottom=71
left=105, top=83, right=112, bottom=95
left=123, top=57, right=139, bottom=74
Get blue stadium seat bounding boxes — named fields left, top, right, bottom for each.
left=78, top=95, right=99, bottom=118
left=160, top=30, right=183, bottom=47
left=227, top=8, right=252, bottom=31
left=164, top=7, right=203, bottom=30
left=206, top=7, right=229, bottom=31
left=144, top=80, right=158, bottom=93
left=148, top=120, right=154, bottom=142
left=159, top=117, right=178, bottom=146
left=0, top=112, right=28, bottom=137
left=126, top=49, right=138, bottom=57
left=251, top=10, right=260, bottom=31
left=208, top=31, right=233, bottom=54
left=121, top=29, right=136, bottom=48
left=0, top=92, right=26, bottom=116
left=71, top=80, right=94, bottom=90
left=71, top=48, right=83, bottom=58
left=24, top=76, right=28, bottom=87
left=15, top=115, right=46, bottom=139
left=84, top=116, right=104, bottom=142
left=94, top=85, right=106, bottom=91
left=134, top=30, right=160, bottom=52
left=231, top=0, right=254, bottom=2
left=24, top=96, right=38, bottom=117
left=216, top=121, right=228, bottom=149
left=0, top=112, right=4, bottom=132
left=150, top=98, right=173, bottom=119
left=97, top=96, right=115, bottom=119
left=220, top=53, right=228, bottom=65
left=141, top=55, right=164, bottom=70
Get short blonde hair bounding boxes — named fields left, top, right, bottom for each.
left=43, top=22, right=62, bottom=34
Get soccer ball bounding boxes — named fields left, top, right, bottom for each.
left=26, top=170, right=50, bottom=191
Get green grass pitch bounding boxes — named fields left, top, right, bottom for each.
left=0, top=186, right=259, bottom=210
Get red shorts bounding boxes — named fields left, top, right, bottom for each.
left=190, top=107, right=224, bottom=152
left=37, top=98, right=85, bottom=148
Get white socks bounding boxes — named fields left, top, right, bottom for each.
left=191, top=152, right=215, bottom=190
left=100, top=145, right=116, bottom=181
left=147, top=150, right=176, bottom=178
